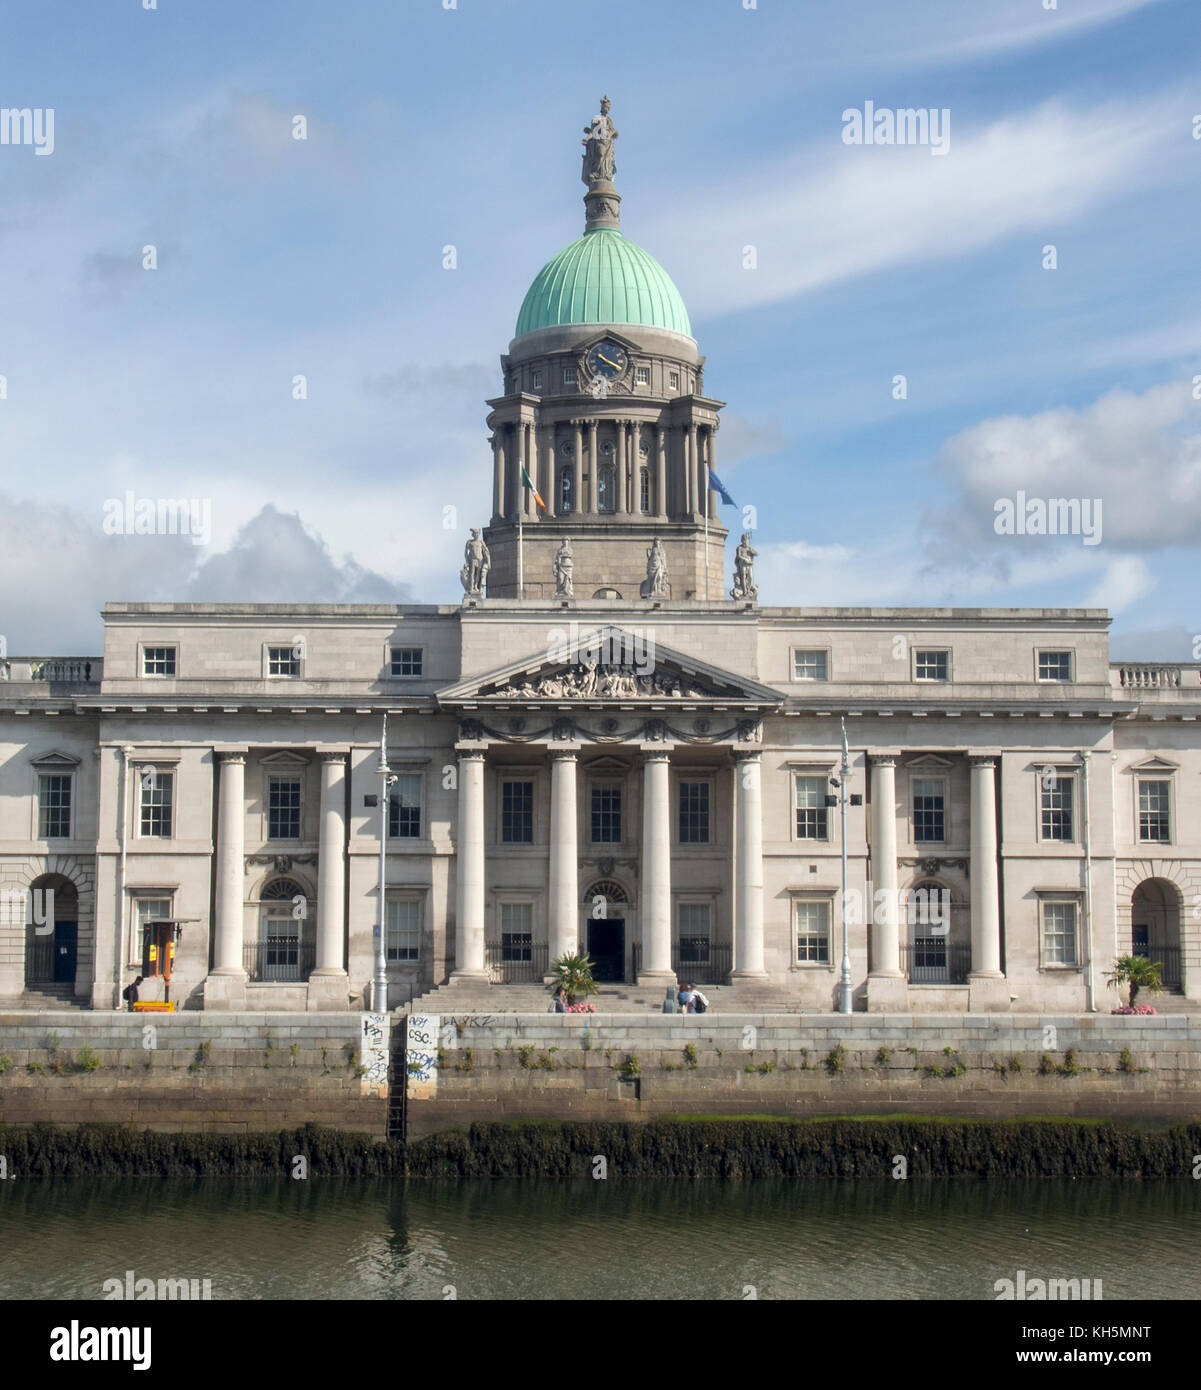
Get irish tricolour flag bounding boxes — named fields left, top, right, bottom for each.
left=521, top=465, right=547, bottom=511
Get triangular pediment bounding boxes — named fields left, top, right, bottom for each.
left=905, top=754, right=955, bottom=770
left=438, top=626, right=782, bottom=708
left=1125, top=756, right=1179, bottom=773
left=30, top=750, right=81, bottom=768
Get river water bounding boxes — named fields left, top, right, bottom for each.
left=3, top=1177, right=1198, bottom=1300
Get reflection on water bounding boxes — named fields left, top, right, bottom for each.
left=1, top=1177, right=1196, bottom=1300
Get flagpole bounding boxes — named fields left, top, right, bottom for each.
left=703, top=471, right=710, bottom=601
left=518, top=500, right=524, bottom=600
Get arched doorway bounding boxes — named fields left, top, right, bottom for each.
left=1131, top=878, right=1182, bottom=990
left=253, top=877, right=312, bottom=982
left=24, top=874, right=78, bottom=989
left=583, top=879, right=629, bottom=982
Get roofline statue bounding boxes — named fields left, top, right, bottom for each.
left=460, top=529, right=490, bottom=598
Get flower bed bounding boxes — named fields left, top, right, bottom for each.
left=565, top=1002, right=596, bottom=1014
left=1111, top=1005, right=1157, bottom=1015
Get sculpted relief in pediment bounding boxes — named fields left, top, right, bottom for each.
left=482, top=660, right=719, bottom=701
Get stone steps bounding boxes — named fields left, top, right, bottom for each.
left=403, top=981, right=807, bottom=1016
left=0, top=985, right=89, bottom=1011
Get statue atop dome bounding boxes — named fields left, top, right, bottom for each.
left=582, top=96, right=618, bottom=187
left=581, top=96, right=621, bottom=232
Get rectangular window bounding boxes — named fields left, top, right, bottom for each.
left=563, top=366, right=577, bottom=385
left=678, top=781, right=710, bottom=844
left=267, top=776, right=301, bottom=840
left=142, top=646, right=176, bottom=677
left=1043, top=900, right=1078, bottom=966
left=500, top=902, right=533, bottom=961
left=388, top=773, right=422, bottom=840
left=793, top=649, right=828, bottom=681
left=389, top=647, right=423, bottom=677
left=669, top=371, right=680, bottom=390
left=500, top=779, right=534, bottom=844
left=1040, top=775, right=1074, bottom=842
left=133, top=896, right=172, bottom=963
left=640, top=467, right=650, bottom=512
left=267, top=645, right=300, bottom=678
left=795, top=900, right=831, bottom=963
left=264, top=916, right=300, bottom=973
left=37, top=774, right=72, bottom=838
left=635, top=366, right=650, bottom=385
left=914, top=649, right=949, bottom=682
left=386, top=898, right=421, bottom=962
left=677, top=902, right=711, bottom=964
left=795, top=775, right=829, bottom=840
left=591, top=784, right=622, bottom=843
left=139, top=771, right=173, bottom=838
left=912, top=778, right=945, bottom=844
left=1138, top=779, right=1170, bottom=843
left=532, top=371, right=543, bottom=391
left=1038, top=650, right=1072, bottom=682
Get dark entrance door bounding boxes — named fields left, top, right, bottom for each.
left=53, top=921, right=77, bottom=984
left=587, top=919, right=625, bottom=982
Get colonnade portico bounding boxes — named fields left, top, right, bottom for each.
left=448, top=736, right=768, bottom=986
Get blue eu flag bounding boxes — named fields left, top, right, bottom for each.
left=707, top=468, right=737, bottom=507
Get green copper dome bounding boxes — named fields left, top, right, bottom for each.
left=515, top=228, right=692, bottom=339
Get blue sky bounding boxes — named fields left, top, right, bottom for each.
left=1, top=0, right=1199, bottom=658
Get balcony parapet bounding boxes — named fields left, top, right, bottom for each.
left=1111, top=663, right=1201, bottom=694
left=0, top=657, right=103, bottom=686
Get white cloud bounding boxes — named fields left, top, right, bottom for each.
left=647, top=95, right=1184, bottom=321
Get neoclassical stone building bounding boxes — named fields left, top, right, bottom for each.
left=1, top=103, right=1198, bottom=1013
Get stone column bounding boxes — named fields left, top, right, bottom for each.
left=207, top=752, right=247, bottom=1009
left=694, top=424, right=706, bottom=522
left=639, top=750, right=674, bottom=982
left=970, top=757, right=1003, bottom=968
left=655, top=426, right=667, bottom=520
left=732, top=751, right=767, bottom=978
left=541, top=425, right=555, bottom=518
left=587, top=420, right=599, bottom=514
left=865, top=755, right=906, bottom=1010
left=615, top=418, right=627, bottom=513
left=312, top=752, right=347, bottom=988
left=547, top=750, right=579, bottom=966
left=491, top=434, right=503, bottom=523
left=681, top=426, right=692, bottom=516
left=705, top=428, right=718, bottom=519
left=572, top=421, right=583, bottom=514
left=451, top=750, right=488, bottom=981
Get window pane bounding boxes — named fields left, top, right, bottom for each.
left=1138, top=780, right=1170, bottom=842
left=38, top=774, right=72, bottom=838
left=1040, top=778, right=1074, bottom=841
left=142, top=646, right=176, bottom=676
left=793, top=650, right=828, bottom=681
left=795, top=776, right=828, bottom=840
left=678, top=781, right=710, bottom=843
left=267, top=646, right=299, bottom=677
left=1038, top=651, right=1072, bottom=681
left=591, top=785, right=621, bottom=843
left=390, top=647, right=423, bottom=677
left=267, top=776, right=301, bottom=840
left=140, top=772, right=173, bottom=837
left=1044, top=901, right=1077, bottom=965
left=386, top=899, right=421, bottom=961
left=795, top=900, right=830, bottom=962
left=500, top=903, right=533, bottom=961
left=501, top=780, right=533, bottom=843
left=912, top=778, right=945, bottom=843
left=914, top=650, right=948, bottom=681
left=389, top=774, right=422, bottom=839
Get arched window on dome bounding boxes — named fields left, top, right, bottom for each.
left=639, top=466, right=651, bottom=513
left=598, top=462, right=615, bottom=513
left=559, top=468, right=573, bottom=513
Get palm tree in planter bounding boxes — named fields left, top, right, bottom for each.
left=549, top=953, right=600, bottom=1007
left=1104, top=955, right=1165, bottom=1012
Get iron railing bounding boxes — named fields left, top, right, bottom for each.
left=901, top=938, right=971, bottom=985
left=24, top=937, right=55, bottom=984
left=1135, top=944, right=1181, bottom=990
left=243, top=940, right=315, bottom=983
left=485, top=941, right=549, bottom=983
left=630, top=941, right=732, bottom=985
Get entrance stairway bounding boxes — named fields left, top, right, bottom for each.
left=403, top=979, right=808, bottom=1015
left=0, top=983, right=90, bottom=1011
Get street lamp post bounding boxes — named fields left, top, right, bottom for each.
left=836, top=718, right=853, bottom=1015
left=374, top=713, right=396, bottom=1014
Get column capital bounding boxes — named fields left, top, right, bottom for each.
left=969, top=754, right=999, bottom=769
left=870, top=750, right=901, bottom=767
left=215, top=750, right=246, bottom=765
left=317, top=748, right=349, bottom=763
left=639, top=746, right=673, bottom=761
left=549, top=746, right=580, bottom=760
left=455, top=747, right=488, bottom=761
left=731, top=748, right=762, bottom=763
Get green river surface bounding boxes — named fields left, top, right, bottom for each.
left=2, top=1177, right=1198, bottom=1300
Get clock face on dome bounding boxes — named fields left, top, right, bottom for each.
left=586, top=341, right=629, bottom=380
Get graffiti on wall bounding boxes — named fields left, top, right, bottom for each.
left=359, top=1013, right=390, bottom=1094
left=406, top=1014, right=440, bottom=1101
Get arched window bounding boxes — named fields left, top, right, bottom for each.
left=598, top=462, right=615, bottom=512
left=257, top=878, right=309, bottom=982
left=559, top=468, right=573, bottom=513
left=640, top=466, right=651, bottom=513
